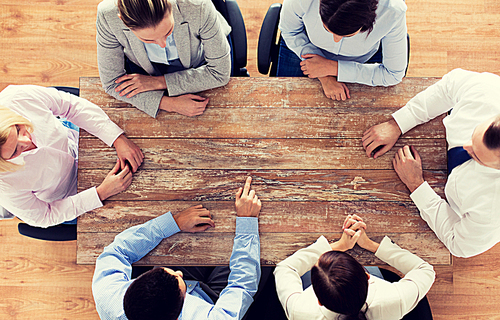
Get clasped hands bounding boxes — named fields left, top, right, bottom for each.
left=331, top=214, right=380, bottom=253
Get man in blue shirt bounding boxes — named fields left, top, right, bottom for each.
left=92, top=176, right=262, bottom=320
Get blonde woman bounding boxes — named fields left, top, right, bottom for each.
left=0, top=85, right=144, bottom=227
left=97, top=0, right=232, bottom=118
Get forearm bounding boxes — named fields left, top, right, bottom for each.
left=215, top=217, right=260, bottom=319
left=7, top=187, right=102, bottom=227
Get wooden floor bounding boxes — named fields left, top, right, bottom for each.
left=0, top=0, right=500, bottom=319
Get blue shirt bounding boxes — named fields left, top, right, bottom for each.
left=92, top=212, right=261, bottom=320
left=279, top=0, right=408, bottom=86
left=144, top=34, right=179, bottom=65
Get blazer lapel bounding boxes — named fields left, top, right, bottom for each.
left=123, top=29, right=156, bottom=75
left=172, top=3, right=191, bottom=68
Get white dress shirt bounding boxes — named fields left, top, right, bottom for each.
left=279, top=0, right=408, bottom=86
left=274, top=236, right=435, bottom=320
left=0, top=85, right=124, bottom=227
left=392, top=68, right=500, bottom=258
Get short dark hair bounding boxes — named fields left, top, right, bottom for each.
left=123, top=268, right=184, bottom=320
left=311, top=251, right=368, bottom=320
left=483, top=116, right=500, bottom=151
left=319, top=0, right=378, bottom=36
left=118, top=0, right=172, bottom=30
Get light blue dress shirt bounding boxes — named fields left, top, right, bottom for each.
left=92, top=212, right=261, bottom=320
left=279, top=0, right=408, bottom=86
left=144, top=34, right=179, bottom=65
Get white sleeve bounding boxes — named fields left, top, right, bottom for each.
left=392, top=68, right=475, bottom=134
left=273, top=236, right=331, bottom=318
left=410, top=181, right=499, bottom=258
left=375, top=236, right=435, bottom=317
left=23, top=86, right=124, bottom=146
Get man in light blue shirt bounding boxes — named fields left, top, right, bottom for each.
left=92, top=176, right=262, bottom=320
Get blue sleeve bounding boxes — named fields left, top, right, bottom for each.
left=92, top=212, right=180, bottom=319
left=210, top=217, right=261, bottom=320
left=337, top=13, right=407, bottom=86
left=279, top=0, right=324, bottom=59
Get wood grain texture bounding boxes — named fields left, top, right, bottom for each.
left=77, top=200, right=430, bottom=234
left=77, top=231, right=450, bottom=266
left=3, top=0, right=500, bottom=319
left=79, top=76, right=441, bottom=109
left=78, top=169, right=446, bottom=202
left=78, top=138, right=447, bottom=170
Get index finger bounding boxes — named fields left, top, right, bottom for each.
left=402, top=145, right=414, bottom=159
left=242, top=176, right=252, bottom=196
left=115, top=74, right=131, bottom=83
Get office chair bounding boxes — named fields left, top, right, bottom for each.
left=212, top=0, right=249, bottom=76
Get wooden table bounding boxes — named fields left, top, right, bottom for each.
left=77, top=77, right=451, bottom=266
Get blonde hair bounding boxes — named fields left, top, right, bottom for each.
left=118, top=0, right=172, bottom=29
left=0, top=105, right=34, bottom=173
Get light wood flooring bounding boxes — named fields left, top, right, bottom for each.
left=1, top=0, right=500, bottom=319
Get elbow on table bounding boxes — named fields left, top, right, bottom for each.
left=378, top=69, right=405, bottom=87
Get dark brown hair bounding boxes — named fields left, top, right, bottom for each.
left=319, top=0, right=378, bottom=36
left=483, top=115, right=500, bottom=151
left=311, top=251, right=368, bottom=320
left=123, top=268, right=184, bottom=320
left=118, top=0, right=172, bottom=29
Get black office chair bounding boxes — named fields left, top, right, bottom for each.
left=257, top=3, right=410, bottom=77
left=379, top=268, right=434, bottom=320
left=212, top=0, right=249, bottom=77
left=17, top=86, right=80, bottom=242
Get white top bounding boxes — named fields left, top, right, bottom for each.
left=0, top=85, right=124, bottom=227
left=144, top=34, right=180, bottom=65
left=392, top=68, right=500, bottom=258
left=279, top=0, right=408, bottom=86
left=274, top=236, right=435, bottom=320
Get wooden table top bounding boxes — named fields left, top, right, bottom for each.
left=76, top=76, right=451, bottom=266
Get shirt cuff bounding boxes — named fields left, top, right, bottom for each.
left=337, top=60, right=356, bottom=83
left=316, top=235, right=334, bottom=253
left=236, top=217, right=259, bottom=235
left=374, top=236, right=394, bottom=260
left=410, top=181, right=441, bottom=211
left=98, top=121, right=125, bottom=147
left=155, top=212, right=181, bottom=238
left=392, top=107, right=419, bottom=135
left=78, top=187, right=103, bottom=214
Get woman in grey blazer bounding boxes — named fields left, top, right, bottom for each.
left=97, top=0, right=232, bottom=118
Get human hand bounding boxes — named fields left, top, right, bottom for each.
left=159, top=94, right=209, bottom=117
left=393, top=145, right=425, bottom=193
left=329, top=214, right=366, bottom=251
left=96, top=159, right=133, bottom=201
left=318, top=76, right=350, bottom=101
left=115, top=74, right=167, bottom=98
left=341, top=214, right=379, bottom=252
left=113, top=134, right=144, bottom=172
left=173, top=204, right=215, bottom=233
left=362, top=119, right=402, bottom=159
left=300, top=54, right=338, bottom=78
left=235, top=176, right=262, bottom=217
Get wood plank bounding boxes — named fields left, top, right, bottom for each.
left=79, top=77, right=441, bottom=109
left=78, top=138, right=447, bottom=170
left=77, top=169, right=447, bottom=202
left=77, top=200, right=430, bottom=234
left=79, top=107, right=446, bottom=139
left=77, top=232, right=450, bottom=266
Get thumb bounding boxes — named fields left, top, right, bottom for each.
left=352, top=230, right=362, bottom=243
left=301, top=54, right=316, bottom=59
left=111, top=159, right=121, bottom=175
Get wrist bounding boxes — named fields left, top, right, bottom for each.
left=407, top=179, right=425, bottom=193
left=96, top=185, right=106, bottom=201
left=112, top=134, right=125, bottom=148
left=156, top=76, right=167, bottom=90
left=159, top=96, right=173, bottom=112
left=330, top=240, right=346, bottom=252
left=330, top=60, right=338, bottom=76
left=366, top=240, right=380, bottom=253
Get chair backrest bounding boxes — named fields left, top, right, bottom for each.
left=257, top=3, right=282, bottom=76
left=211, top=0, right=248, bottom=76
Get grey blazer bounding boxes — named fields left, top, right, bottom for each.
left=96, top=0, right=232, bottom=117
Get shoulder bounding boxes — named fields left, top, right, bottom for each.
left=282, top=0, right=316, bottom=15
left=97, top=0, right=118, bottom=14
left=0, top=85, right=52, bottom=104
left=377, top=0, right=407, bottom=15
